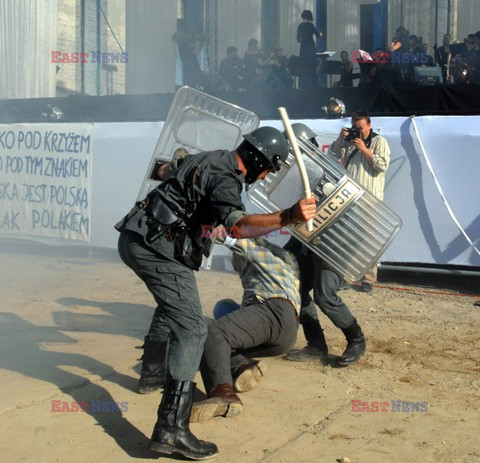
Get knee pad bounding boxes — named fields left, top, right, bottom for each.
left=213, top=299, right=240, bottom=319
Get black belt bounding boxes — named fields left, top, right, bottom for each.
left=251, top=295, right=297, bottom=312
left=267, top=296, right=295, bottom=308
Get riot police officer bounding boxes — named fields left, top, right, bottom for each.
left=115, top=126, right=316, bottom=460
left=283, top=123, right=366, bottom=368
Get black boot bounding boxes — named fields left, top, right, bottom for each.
left=338, top=319, right=366, bottom=367
left=138, top=336, right=168, bottom=394
left=150, top=379, right=218, bottom=460
left=301, top=313, right=329, bottom=355
left=286, top=314, right=328, bottom=362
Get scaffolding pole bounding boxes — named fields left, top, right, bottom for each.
left=204, top=0, right=218, bottom=72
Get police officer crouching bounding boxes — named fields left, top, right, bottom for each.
left=115, top=126, right=317, bottom=460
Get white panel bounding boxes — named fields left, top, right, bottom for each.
left=389, top=0, right=450, bottom=50
left=326, top=0, right=360, bottom=55
left=387, top=0, right=402, bottom=43
left=278, top=0, right=316, bottom=58
left=456, top=0, right=480, bottom=41
left=217, top=0, right=262, bottom=63
left=419, top=0, right=435, bottom=48
left=0, top=0, right=58, bottom=99
left=125, top=0, right=176, bottom=94
left=325, top=0, right=360, bottom=85
left=436, top=0, right=449, bottom=42
left=90, top=122, right=163, bottom=248
left=292, top=116, right=480, bottom=267
left=2, top=116, right=479, bottom=268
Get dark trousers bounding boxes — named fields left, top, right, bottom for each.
left=286, top=239, right=355, bottom=329
left=200, top=298, right=298, bottom=393
left=118, top=230, right=207, bottom=381
left=299, top=48, right=318, bottom=90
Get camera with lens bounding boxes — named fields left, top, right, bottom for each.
left=344, top=127, right=361, bottom=141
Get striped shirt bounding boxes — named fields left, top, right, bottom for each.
left=220, top=234, right=301, bottom=313
left=328, top=134, right=390, bottom=200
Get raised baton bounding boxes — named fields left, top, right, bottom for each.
left=278, top=106, right=314, bottom=232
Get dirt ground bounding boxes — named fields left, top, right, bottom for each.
left=1, top=244, right=479, bottom=463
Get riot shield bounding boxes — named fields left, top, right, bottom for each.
left=247, top=138, right=402, bottom=283
left=137, top=86, right=260, bottom=201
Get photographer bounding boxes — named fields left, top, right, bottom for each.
left=328, top=111, right=391, bottom=293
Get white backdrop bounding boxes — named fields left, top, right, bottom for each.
left=1, top=116, right=479, bottom=269
left=261, top=116, right=480, bottom=268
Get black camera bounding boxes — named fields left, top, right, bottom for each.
left=344, top=127, right=361, bottom=141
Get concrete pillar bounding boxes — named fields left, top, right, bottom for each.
left=449, top=0, right=458, bottom=41
left=436, top=0, right=449, bottom=42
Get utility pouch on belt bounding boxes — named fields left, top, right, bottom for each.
left=142, top=156, right=209, bottom=271
left=143, top=192, right=201, bottom=270
left=174, top=229, right=201, bottom=270
left=143, top=191, right=183, bottom=244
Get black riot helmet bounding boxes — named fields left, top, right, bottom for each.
left=236, top=126, right=289, bottom=184
left=290, top=122, right=319, bottom=147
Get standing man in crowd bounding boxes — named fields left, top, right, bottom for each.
left=115, top=126, right=316, bottom=460
left=190, top=226, right=300, bottom=423
left=328, top=111, right=391, bottom=293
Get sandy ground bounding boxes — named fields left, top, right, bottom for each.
left=1, top=244, right=479, bottom=463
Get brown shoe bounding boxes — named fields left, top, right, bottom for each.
left=190, top=384, right=243, bottom=423
left=233, top=360, right=267, bottom=393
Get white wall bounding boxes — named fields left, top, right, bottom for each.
left=388, top=0, right=479, bottom=46
left=456, top=0, right=480, bottom=40
left=0, top=0, right=58, bottom=99
left=216, top=0, right=315, bottom=63
left=326, top=0, right=361, bottom=56
left=125, top=0, right=177, bottom=94
left=103, top=116, right=480, bottom=268
left=278, top=0, right=316, bottom=58
left=217, top=0, right=262, bottom=62
left=3, top=116, right=479, bottom=269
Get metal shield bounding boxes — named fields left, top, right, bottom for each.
left=247, top=138, right=402, bottom=282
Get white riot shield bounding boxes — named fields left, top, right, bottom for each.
left=247, top=138, right=402, bottom=283
left=137, top=86, right=260, bottom=201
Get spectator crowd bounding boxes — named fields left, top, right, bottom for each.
left=174, top=22, right=480, bottom=92
left=174, top=27, right=295, bottom=92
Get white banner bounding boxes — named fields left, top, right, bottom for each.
left=1, top=118, right=478, bottom=269
left=0, top=124, right=93, bottom=241
left=285, top=117, right=480, bottom=268
left=245, top=117, right=480, bottom=268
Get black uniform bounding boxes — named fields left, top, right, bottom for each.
left=284, top=238, right=355, bottom=333
left=297, top=22, right=320, bottom=90
left=116, top=150, right=246, bottom=381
